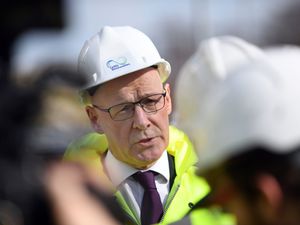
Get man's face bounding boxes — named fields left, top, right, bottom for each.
left=86, top=67, right=172, bottom=169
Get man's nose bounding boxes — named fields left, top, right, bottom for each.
left=132, top=105, right=151, bottom=130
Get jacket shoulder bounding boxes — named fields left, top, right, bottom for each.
left=168, top=125, right=198, bottom=174
left=64, top=132, right=108, bottom=167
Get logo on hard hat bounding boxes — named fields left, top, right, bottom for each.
left=106, top=57, right=130, bottom=71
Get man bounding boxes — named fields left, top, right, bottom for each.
left=65, top=26, right=210, bottom=225
left=174, top=41, right=300, bottom=225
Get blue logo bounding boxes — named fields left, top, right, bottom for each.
left=106, top=57, right=130, bottom=71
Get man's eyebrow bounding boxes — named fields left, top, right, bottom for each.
left=112, top=90, right=164, bottom=105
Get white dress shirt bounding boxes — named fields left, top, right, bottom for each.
left=104, top=150, right=170, bottom=220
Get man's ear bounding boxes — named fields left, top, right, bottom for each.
left=255, top=173, right=283, bottom=216
left=85, top=106, right=104, bottom=133
left=164, top=83, right=172, bottom=115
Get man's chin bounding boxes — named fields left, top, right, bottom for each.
left=134, top=150, right=163, bottom=168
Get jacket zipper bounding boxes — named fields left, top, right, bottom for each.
left=160, top=184, right=180, bottom=223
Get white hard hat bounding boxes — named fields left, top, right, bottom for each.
left=184, top=45, right=300, bottom=170
left=78, top=26, right=171, bottom=90
left=174, top=36, right=265, bottom=138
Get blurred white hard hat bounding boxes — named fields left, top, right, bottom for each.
left=174, top=36, right=265, bottom=139
left=78, top=26, right=171, bottom=90
left=181, top=44, right=300, bottom=170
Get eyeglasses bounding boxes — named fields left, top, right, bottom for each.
left=92, top=90, right=167, bottom=121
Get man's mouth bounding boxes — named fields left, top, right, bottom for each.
left=138, top=138, right=153, bottom=143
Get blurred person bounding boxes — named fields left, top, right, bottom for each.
left=64, top=25, right=213, bottom=225
left=171, top=35, right=265, bottom=225
left=174, top=39, right=300, bottom=225
left=0, top=1, right=122, bottom=224
left=0, top=68, right=125, bottom=225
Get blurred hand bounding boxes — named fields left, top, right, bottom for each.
left=44, top=161, right=120, bottom=225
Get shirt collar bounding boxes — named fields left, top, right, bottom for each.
left=104, top=150, right=170, bottom=187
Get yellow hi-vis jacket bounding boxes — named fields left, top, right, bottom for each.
left=64, top=125, right=234, bottom=225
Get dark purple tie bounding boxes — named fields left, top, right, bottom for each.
left=133, top=171, right=164, bottom=225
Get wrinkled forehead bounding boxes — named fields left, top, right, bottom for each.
left=92, top=67, right=163, bottom=100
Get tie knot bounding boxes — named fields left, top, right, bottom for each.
left=133, top=171, right=156, bottom=190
